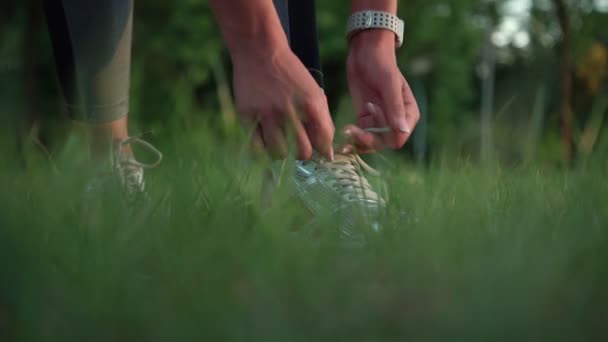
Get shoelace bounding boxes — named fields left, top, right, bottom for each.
left=113, top=137, right=163, bottom=195
left=115, top=136, right=163, bottom=169
left=310, top=152, right=382, bottom=201
left=321, top=126, right=391, bottom=202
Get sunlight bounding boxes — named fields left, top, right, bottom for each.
left=493, top=0, right=532, bottom=48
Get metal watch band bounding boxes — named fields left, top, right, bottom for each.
left=346, top=10, right=405, bottom=48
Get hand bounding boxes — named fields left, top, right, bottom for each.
left=232, top=45, right=334, bottom=160
left=344, top=29, right=420, bottom=154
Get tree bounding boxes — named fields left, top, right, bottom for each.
left=553, top=0, right=574, bottom=163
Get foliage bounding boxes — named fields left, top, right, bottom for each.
left=1, top=1, right=607, bottom=163
left=1, top=130, right=608, bottom=341
left=1, top=3, right=607, bottom=338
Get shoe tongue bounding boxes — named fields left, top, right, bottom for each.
left=309, top=152, right=359, bottom=171
left=115, top=148, right=133, bottom=164
left=311, top=152, right=362, bottom=174
left=323, top=153, right=361, bottom=177
left=114, top=148, right=141, bottom=169
left=332, top=153, right=360, bottom=168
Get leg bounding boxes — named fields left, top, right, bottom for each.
left=44, top=0, right=134, bottom=159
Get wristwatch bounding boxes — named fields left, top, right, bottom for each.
left=346, top=11, right=405, bottom=48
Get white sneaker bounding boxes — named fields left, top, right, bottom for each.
left=84, top=137, right=163, bottom=203
left=113, top=137, right=163, bottom=197
left=291, top=151, right=386, bottom=244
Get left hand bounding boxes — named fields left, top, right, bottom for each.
left=344, top=29, right=420, bottom=154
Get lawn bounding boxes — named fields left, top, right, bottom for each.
left=1, top=130, right=607, bottom=341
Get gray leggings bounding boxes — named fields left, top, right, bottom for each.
left=45, top=0, right=320, bottom=123
left=45, top=0, right=133, bottom=123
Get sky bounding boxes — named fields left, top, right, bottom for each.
left=492, top=0, right=532, bottom=48
left=596, top=0, right=608, bottom=10
left=492, top=0, right=608, bottom=48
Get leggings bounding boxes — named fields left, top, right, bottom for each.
left=44, top=0, right=133, bottom=123
left=45, top=0, right=322, bottom=123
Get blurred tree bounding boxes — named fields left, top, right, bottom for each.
left=553, top=0, right=574, bottom=163
left=577, top=42, right=607, bottom=95
left=0, top=0, right=605, bottom=164
left=130, top=0, right=225, bottom=134
left=23, top=0, right=43, bottom=133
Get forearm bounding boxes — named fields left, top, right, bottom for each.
left=350, top=0, right=397, bottom=14
left=208, top=0, right=289, bottom=59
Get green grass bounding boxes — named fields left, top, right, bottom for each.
left=1, top=130, right=607, bottom=341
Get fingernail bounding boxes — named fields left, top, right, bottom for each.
left=366, top=102, right=377, bottom=115
left=343, top=128, right=352, bottom=137
left=341, top=146, right=350, bottom=154
left=399, top=118, right=411, bottom=134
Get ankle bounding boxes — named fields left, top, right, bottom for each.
left=113, top=138, right=133, bottom=158
left=83, top=116, right=130, bottom=160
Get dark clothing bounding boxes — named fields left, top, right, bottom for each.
left=45, top=0, right=322, bottom=122
left=44, top=0, right=133, bottom=123
left=274, top=0, right=324, bottom=87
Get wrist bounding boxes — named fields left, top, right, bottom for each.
left=350, top=0, right=397, bottom=14
left=349, top=28, right=396, bottom=51
left=225, top=23, right=289, bottom=61
left=210, top=1, right=290, bottom=61
left=228, top=34, right=289, bottom=63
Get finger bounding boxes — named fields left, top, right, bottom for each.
left=368, top=102, right=409, bottom=149
left=381, top=76, right=409, bottom=148
left=251, top=125, right=265, bottom=155
left=302, top=94, right=335, bottom=161
left=349, top=81, right=383, bottom=129
left=348, top=102, right=389, bottom=152
left=403, top=77, right=421, bottom=132
left=339, top=143, right=374, bottom=155
left=343, top=124, right=384, bottom=154
left=358, top=111, right=376, bottom=128
left=349, top=82, right=369, bottom=124
left=339, top=143, right=355, bottom=154
left=260, top=115, right=287, bottom=159
left=285, top=104, right=313, bottom=160
left=241, top=116, right=266, bottom=156
left=354, top=101, right=383, bottom=152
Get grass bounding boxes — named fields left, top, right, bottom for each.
left=1, top=129, right=607, bottom=341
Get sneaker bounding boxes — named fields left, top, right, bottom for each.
left=113, top=137, right=163, bottom=197
left=84, top=136, right=163, bottom=203
left=291, top=151, right=386, bottom=244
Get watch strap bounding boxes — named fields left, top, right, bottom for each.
left=346, top=11, right=405, bottom=48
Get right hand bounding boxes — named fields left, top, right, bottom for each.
left=231, top=45, right=335, bottom=161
